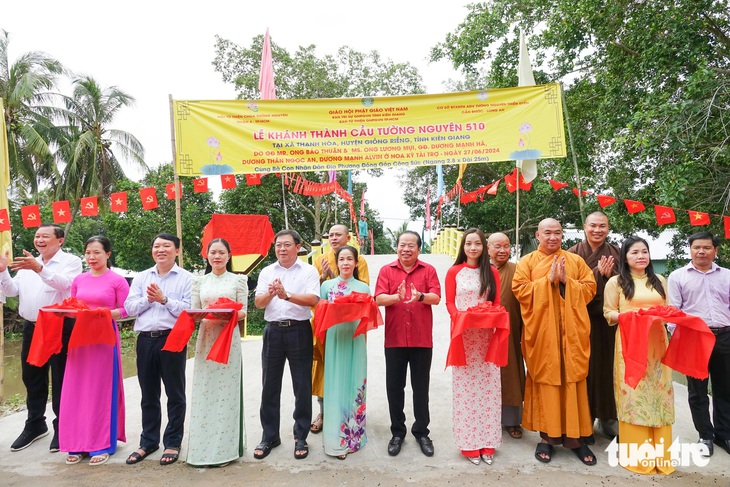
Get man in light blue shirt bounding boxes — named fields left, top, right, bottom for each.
left=124, top=233, right=192, bottom=466
left=668, top=231, right=730, bottom=458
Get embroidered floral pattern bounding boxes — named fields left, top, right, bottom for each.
left=339, top=380, right=367, bottom=452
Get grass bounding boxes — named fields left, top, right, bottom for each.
left=0, top=393, right=25, bottom=417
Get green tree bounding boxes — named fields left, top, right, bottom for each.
left=54, top=76, right=147, bottom=233
left=212, top=34, right=425, bottom=240
left=422, top=1, right=730, bottom=256
left=103, top=165, right=218, bottom=271
left=0, top=29, right=63, bottom=199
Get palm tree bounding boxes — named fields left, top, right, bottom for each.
left=54, top=76, right=147, bottom=230
left=0, top=29, right=63, bottom=199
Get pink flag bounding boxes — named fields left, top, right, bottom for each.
left=259, top=29, right=276, bottom=100
left=360, top=189, right=366, bottom=216
left=425, top=188, right=431, bottom=230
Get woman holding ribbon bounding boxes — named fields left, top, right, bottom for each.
left=603, top=236, right=673, bottom=475
left=318, top=245, right=373, bottom=459
left=445, top=228, right=502, bottom=466
left=61, top=236, right=129, bottom=466
left=185, top=238, right=248, bottom=467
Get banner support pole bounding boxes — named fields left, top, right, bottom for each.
left=169, top=94, right=184, bottom=268
left=561, top=82, right=585, bottom=225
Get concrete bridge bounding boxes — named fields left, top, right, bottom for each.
left=0, top=254, right=726, bottom=486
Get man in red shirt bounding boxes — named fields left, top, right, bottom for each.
left=375, top=231, right=441, bottom=457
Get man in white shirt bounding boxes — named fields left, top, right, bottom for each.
left=254, top=229, right=319, bottom=461
left=124, top=233, right=192, bottom=466
left=0, top=224, right=82, bottom=452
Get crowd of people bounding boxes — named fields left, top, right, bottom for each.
left=2, top=214, right=728, bottom=476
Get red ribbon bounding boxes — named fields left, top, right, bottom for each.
left=313, top=291, right=382, bottom=341
left=28, top=298, right=115, bottom=367
left=446, top=301, right=510, bottom=368
left=162, top=297, right=243, bottom=364
left=618, top=305, right=715, bottom=389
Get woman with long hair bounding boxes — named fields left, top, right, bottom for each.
left=186, top=238, right=248, bottom=467
left=445, top=228, right=501, bottom=465
left=603, top=236, right=674, bottom=475
left=61, top=236, right=128, bottom=466
left=320, top=245, right=371, bottom=460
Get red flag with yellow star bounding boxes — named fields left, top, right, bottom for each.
left=111, top=192, right=127, bottom=213
left=624, top=199, right=646, bottom=214
left=52, top=200, right=72, bottom=224
left=689, top=211, right=710, bottom=226
left=0, top=208, right=10, bottom=232
left=221, top=174, right=237, bottom=189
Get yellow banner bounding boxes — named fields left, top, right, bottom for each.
left=173, top=84, right=565, bottom=176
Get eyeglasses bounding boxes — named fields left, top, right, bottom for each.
left=275, top=243, right=294, bottom=250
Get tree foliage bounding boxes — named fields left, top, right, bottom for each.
left=422, top=0, right=730, bottom=256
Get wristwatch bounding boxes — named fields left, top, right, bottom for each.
left=161, top=296, right=169, bottom=305
left=285, top=292, right=292, bottom=301
left=418, top=292, right=425, bottom=302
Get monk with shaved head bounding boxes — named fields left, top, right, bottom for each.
left=512, top=218, right=597, bottom=466
left=487, top=232, right=525, bottom=439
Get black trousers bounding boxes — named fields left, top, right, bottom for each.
left=688, top=331, right=730, bottom=440
left=385, top=347, right=432, bottom=439
left=20, top=318, right=74, bottom=434
left=260, top=321, right=313, bottom=443
left=136, top=334, right=187, bottom=450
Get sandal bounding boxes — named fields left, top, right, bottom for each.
left=89, top=453, right=110, bottom=466
left=572, top=444, right=597, bottom=466
left=126, top=446, right=158, bottom=465
left=66, top=453, right=86, bottom=465
left=294, top=439, right=309, bottom=460
left=160, top=447, right=180, bottom=466
left=507, top=425, right=523, bottom=439
left=336, top=454, right=347, bottom=460
left=253, top=438, right=281, bottom=459
left=535, top=442, right=553, bottom=463
left=310, top=413, right=323, bottom=434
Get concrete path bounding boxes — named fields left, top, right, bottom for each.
left=0, top=254, right=727, bottom=486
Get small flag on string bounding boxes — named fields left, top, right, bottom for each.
left=52, top=200, right=72, bottom=224
left=624, top=199, right=646, bottom=214
left=21, top=204, right=41, bottom=228
left=689, top=211, right=710, bottom=226
left=111, top=192, right=128, bottom=213
left=597, top=195, right=616, bottom=208
left=140, top=187, right=158, bottom=211
left=654, top=205, right=676, bottom=226
left=221, top=174, right=237, bottom=189
left=80, top=196, right=98, bottom=217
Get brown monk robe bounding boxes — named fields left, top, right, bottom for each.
left=567, top=212, right=620, bottom=438
left=488, top=232, right=525, bottom=438
left=512, top=219, right=597, bottom=465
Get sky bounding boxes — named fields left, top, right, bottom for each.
left=2, top=0, right=473, bottom=232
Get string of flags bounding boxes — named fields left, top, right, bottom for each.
left=435, top=169, right=730, bottom=238
left=0, top=171, right=359, bottom=232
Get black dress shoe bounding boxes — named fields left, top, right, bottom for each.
left=714, top=437, right=730, bottom=455
left=698, top=438, right=714, bottom=457
left=387, top=436, right=403, bottom=456
left=417, top=436, right=434, bottom=457
left=49, top=432, right=59, bottom=453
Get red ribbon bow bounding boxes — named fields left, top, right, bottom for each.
left=446, top=301, right=510, bottom=368
left=314, top=291, right=382, bottom=341
left=162, top=297, right=243, bottom=364
left=28, top=298, right=115, bottom=367
left=618, top=305, right=715, bottom=389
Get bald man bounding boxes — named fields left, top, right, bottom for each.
left=487, top=232, right=525, bottom=439
left=568, top=212, right=620, bottom=441
left=310, top=224, right=369, bottom=433
left=512, top=219, right=597, bottom=465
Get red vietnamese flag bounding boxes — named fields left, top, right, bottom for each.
left=246, top=174, right=262, bottom=186
left=689, top=210, right=710, bottom=226
left=597, top=195, right=616, bottom=208
left=624, top=199, right=646, bottom=214
left=139, top=187, right=158, bottom=210
left=654, top=205, right=676, bottom=226
left=52, top=200, right=72, bottom=224
left=110, top=192, right=127, bottom=212
left=221, top=174, right=237, bottom=190
left=166, top=182, right=182, bottom=200
left=548, top=179, right=569, bottom=190
left=503, top=170, right=517, bottom=193
left=0, top=208, right=11, bottom=232
left=80, top=196, right=98, bottom=216
left=21, top=204, right=41, bottom=228
left=724, top=216, right=730, bottom=239
left=519, top=174, right=532, bottom=191
left=572, top=188, right=589, bottom=197
left=194, top=178, right=208, bottom=193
